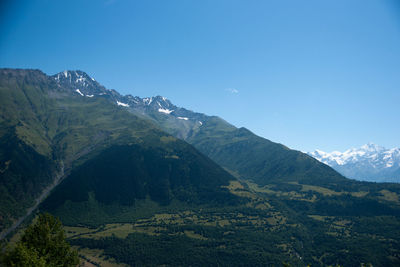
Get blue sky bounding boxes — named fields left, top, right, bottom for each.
left=1, top=0, right=399, bottom=152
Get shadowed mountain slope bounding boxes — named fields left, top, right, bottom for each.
left=0, top=69, right=237, bottom=234
left=51, top=70, right=348, bottom=189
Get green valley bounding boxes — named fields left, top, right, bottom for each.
left=1, top=68, right=400, bottom=266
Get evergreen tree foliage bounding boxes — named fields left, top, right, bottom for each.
left=1, top=213, right=79, bottom=267
left=2, top=242, right=46, bottom=267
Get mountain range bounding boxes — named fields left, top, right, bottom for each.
left=2, top=68, right=400, bottom=266
left=309, top=143, right=400, bottom=183
left=53, top=70, right=348, bottom=187
left=0, top=68, right=237, bottom=233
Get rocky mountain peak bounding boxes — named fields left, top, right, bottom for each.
left=52, top=70, right=107, bottom=96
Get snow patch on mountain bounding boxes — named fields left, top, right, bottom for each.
left=143, top=97, right=153, bottom=105
left=76, top=76, right=86, bottom=84
left=117, top=101, right=129, bottom=107
left=75, top=89, right=84, bottom=96
left=158, top=108, right=173, bottom=114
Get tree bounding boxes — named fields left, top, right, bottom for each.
left=1, top=213, right=79, bottom=267
left=2, top=242, right=46, bottom=267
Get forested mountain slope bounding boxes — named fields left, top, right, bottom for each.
left=2, top=69, right=400, bottom=266
left=51, top=70, right=348, bottom=188
left=0, top=69, right=237, bottom=235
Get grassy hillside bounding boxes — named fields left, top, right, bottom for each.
left=3, top=69, right=400, bottom=266
left=186, top=121, right=347, bottom=187
left=0, top=129, right=54, bottom=232
left=0, top=69, right=237, bottom=235
left=126, top=98, right=350, bottom=188
left=0, top=69, right=58, bottom=233
left=140, top=104, right=400, bottom=195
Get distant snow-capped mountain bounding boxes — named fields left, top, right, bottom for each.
left=308, top=143, right=400, bottom=182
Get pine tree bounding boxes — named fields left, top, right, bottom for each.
left=1, top=213, right=79, bottom=267
left=2, top=242, right=46, bottom=267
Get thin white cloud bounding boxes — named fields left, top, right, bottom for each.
left=226, top=88, right=239, bottom=94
